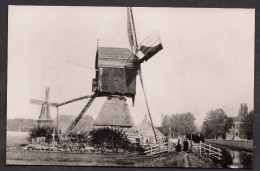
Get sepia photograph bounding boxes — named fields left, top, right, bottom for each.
left=6, top=6, right=254, bottom=168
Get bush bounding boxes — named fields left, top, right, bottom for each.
left=89, top=127, right=144, bottom=153
left=67, top=131, right=89, bottom=143
left=27, top=126, right=56, bottom=144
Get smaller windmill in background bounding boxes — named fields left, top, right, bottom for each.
left=30, top=87, right=58, bottom=128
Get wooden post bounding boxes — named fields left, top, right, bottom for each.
left=169, top=125, right=171, bottom=138
left=218, top=148, right=221, bottom=160
left=199, top=141, right=202, bottom=155
left=57, top=107, right=59, bottom=138
left=209, top=144, right=211, bottom=157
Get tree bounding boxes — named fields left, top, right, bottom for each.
left=238, top=103, right=248, bottom=118
left=160, top=112, right=197, bottom=137
left=186, top=133, right=205, bottom=143
left=240, top=110, right=253, bottom=140
left=159, top=115, right=172, bottom=137
left=202, top=109, right=232, bottom=139
left=89, top=128, right=130, bottom=149
left=67, top=131, right=89, bottom=143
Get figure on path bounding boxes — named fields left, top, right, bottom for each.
left=176, top=139, right=181, bottom=152
left=183, top=139, right=189, bottom=151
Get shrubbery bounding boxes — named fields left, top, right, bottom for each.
left=27, top=126, right=58, bottom=144
left=67, top=131, right=89, bottom=143
left=89, top=127, right=144, bottom=153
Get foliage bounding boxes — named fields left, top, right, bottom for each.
left=240, top=110, right=253, bottom=140
left=67, top=131, right=89, bottom=143
left=186, top=133, right=205, bottom=143
left=27, top=126, right=57, bottom=144
left=238, top=103, right=249, bottom=118
left=89, top=128, right=144, bottom=153
left=90, top=128, right=129, bottom=148
left=202, top=109, right=233, bottom=139
left=160, top=113, right=197, bottom=137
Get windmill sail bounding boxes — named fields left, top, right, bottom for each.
left=127, top=7, right=138, bottom=53
left=139, top=30, right=163, bottom=63
left=45, top=87, right=50, bottom=102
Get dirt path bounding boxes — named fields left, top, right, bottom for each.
left=183, top=152, right=189, bottom=167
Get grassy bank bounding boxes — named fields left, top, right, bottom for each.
left=205, top=139, right=253, bottom=152
left=6, top=149, right=218, bottom=168
left=6, top=131, right=29, bottom=148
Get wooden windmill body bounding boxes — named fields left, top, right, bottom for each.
left=92, top=47, right=139, bottom=101
left=92, top=47, right=138, bottom=129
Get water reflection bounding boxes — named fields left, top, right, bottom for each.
left=221, top=148, right=252, bottom=169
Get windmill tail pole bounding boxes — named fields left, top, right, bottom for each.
left=138, top=69, right=158, bottom=143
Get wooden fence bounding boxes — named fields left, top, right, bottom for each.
left=196, top=142, right=222, bottom=160
left=144, top=142, right=174, bottom=156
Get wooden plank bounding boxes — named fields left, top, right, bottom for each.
left=201, top=143, right=220, bottom=151
left=144, top=142, right=169, bottom=156
left=199, top=142, right=222, bottom=160
left=98, top=68, right=136, bottom=96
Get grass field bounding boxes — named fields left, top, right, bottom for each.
left=6, top=131, right=29, bottom=148
left=6, top=132, right=219, bottom=167
left=6, top=149, right=219, bottom=167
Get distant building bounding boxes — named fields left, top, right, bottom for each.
left=134, top=115, right=165, bottom=144
left=226, top=116, right=245, bottom=140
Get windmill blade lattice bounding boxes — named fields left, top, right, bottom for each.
left=45, top=87, right=50, bottom=102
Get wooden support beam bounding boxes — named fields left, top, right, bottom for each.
left=57, top=95, right=91, bottom=107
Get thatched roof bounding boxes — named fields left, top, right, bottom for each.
left=94, top=97, right=135, bottom=127
left=136, top=117, right=165, bottom=139
left=97, top=47, right=138, bottom=68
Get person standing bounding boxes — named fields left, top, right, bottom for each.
left=176, top=139, right=181, bottom=152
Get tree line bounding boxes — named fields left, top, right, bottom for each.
left=159, top=112, right=197, bottom=138
left=202, top=103, right=253, bottom=140
left=159, top=103, right=253, bottom=140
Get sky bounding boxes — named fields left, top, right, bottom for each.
left=7, top=6, right=255, bottom=127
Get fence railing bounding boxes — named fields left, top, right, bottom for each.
left=196, top=142, right=222, bottom=160
left=144, top=142, right=174, bottom=156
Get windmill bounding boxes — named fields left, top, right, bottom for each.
left=55, top=7, right=163, bottom=143
left=30, top=87, right=58, bottom=128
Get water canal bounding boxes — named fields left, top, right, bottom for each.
left=220, top=148, right=252, bottom=168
